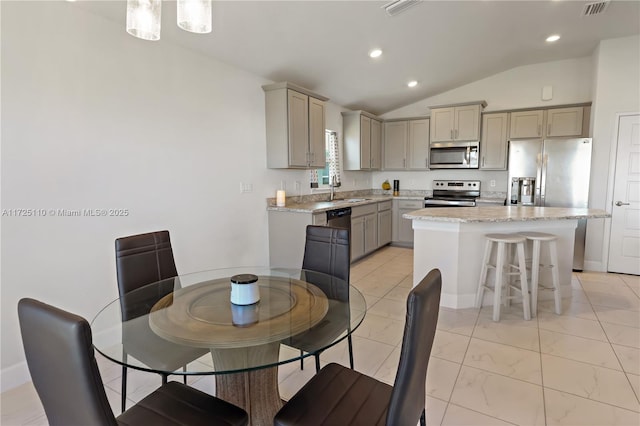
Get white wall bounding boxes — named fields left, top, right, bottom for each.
left=373, top=57, right=594, bottom=194
left=585, top=35, right=640, bottom=270
left=382, top=57, right=593, bottom=119
left=0, top=1, right=331, bottom=390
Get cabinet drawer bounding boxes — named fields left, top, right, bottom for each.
left=351, top=203, right=377, bottom=217
left=378, top=200, right=392, bottom=211
left=397, top=200, right=424, bottom=209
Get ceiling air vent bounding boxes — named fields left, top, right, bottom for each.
left=383, top=0, right=421, bottom=17
left=582, top=1, right=610, bottom=16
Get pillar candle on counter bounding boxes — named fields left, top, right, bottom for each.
left=276, top=190, right=286, bottom=206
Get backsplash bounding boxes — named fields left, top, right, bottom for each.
left=266, top=189, right=506, bottom=206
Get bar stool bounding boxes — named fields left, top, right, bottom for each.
left=476, top=233, right=531, bottom=321
left=519, top=231, right=561, bottom=317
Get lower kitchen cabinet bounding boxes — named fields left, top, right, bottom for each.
left=377, top=201, right=392, bottom=247
left=351, top=203, right=378, bottom=261
left=351, top=216, right=366, bottom=260
left=364, top=214, right=378, bottom=254
left=392, top=199, right=424, bottom=246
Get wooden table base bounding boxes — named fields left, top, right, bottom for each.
left=211, top=343, right=283, bottom=426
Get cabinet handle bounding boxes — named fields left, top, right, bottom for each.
left=450, top=129, right=454, bottom=139
left=482, top=156, right=485, bottom=167
left=426, top=158, right=428, bottom=168
left=537, top=125, right=541, bottom=136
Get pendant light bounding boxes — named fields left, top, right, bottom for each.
left=177, top=0, right=212, bottom=34
left=126, top=0, right=162, bottom=41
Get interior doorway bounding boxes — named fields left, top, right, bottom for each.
left=607, top=113, right=640, bottom=274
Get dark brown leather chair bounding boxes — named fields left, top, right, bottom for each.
left=286, top=225, right=354, bottom=373
left=18, top=298, right=248, bottom=426
left=273, top=269, right=442, bottom=426
left=115, top=230, right=208, bottom=411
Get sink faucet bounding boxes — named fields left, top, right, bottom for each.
left=329, top=174, right=336, bottom=201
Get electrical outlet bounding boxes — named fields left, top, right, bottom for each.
left=240, top=182, right=253, bottom=193
left=490, top=180, right=496, bottom=187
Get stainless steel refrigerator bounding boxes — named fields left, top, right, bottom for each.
left=508, top=138, right=593, bottom=270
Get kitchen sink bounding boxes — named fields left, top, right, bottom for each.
left=328, top=198, right=371, bottom=203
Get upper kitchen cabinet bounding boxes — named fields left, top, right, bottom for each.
left=383, top=118, right=430, bottom=170
left=509, top=110, right=544, bottom=139
left=429, top=101, right=486, bottom=143
left=343, top=111, right=382, bottom=170
left=383, top=120, right=408, bottom=169
left=546, top=107, right=584, bottom=137
left=480, top=112, right=509, bottom=170
left=263, top=82, right=329, bottom=169
left=509, top=106, right=587, bottom=139
left=408, top=119, right=430, bottom=169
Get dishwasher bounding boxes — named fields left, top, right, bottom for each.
left=326, top=207, right=351, bottom=230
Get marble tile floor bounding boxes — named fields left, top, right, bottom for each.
left=2, top=246, right=639, bottom=425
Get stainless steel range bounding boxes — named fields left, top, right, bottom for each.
left=424, top=180, right=480, bottom=207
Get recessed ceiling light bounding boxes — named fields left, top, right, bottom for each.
left=546, top=34, right=561, bottom=43
left=369, top=49, right=383, bottom=58
left=407, top=80, right=418, bottom=88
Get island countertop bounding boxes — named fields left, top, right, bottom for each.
left=403, top=206, right=610, bottom=223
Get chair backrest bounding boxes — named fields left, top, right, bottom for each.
left=115, top=230, right=178, bottom=320
left=386, top=269, right=442, bottom=426
left=301, top=225, right=350, bottom=301
left=18, top=298, right=118, bottom=426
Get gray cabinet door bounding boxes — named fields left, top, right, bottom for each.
left=370, top=119, right=382, bottom=170
left=351, top=216, right=365, bottom=260
left=384, top=121, right=408, bottom=169
left=408, top=119, right=430, bottom=169
left=509, top=110, right=544, bottom=139
left=360, top=115, right=371, bottom=169
left=364, top=213, right=378, bottom=254
left=430, top=107, right=455, bottom=142
left=377, top=209, right=392, bottom=247
left=546, top=107, right=583, bottom=137
left=480, top=113, right=508, bottom=170
left=308, top=97, right=326, bottom=167
left=287, top=90, right=310, bottom=167
left=454, top=104, right=481, bottom=141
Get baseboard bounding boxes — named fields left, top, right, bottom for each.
left=583, top=260, right=606, bottom=272
left=1, top=361, right=31, bottom=393
left=440, top=292, right=477, bottom=309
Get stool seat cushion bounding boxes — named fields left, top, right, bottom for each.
left=485, top=233, right=527, bottom=243
left=518, top=231, right=558, bottom=241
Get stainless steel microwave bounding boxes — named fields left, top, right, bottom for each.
left=429, top=141, right=479, bottom=169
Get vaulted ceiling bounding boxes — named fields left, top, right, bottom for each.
left=74, top=1, right=640, bottom=115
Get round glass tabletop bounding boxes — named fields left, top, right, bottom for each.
left=91, top=267, right=366, bottom=376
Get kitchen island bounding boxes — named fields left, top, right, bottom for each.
left=403, top=206, right=610, bottom=309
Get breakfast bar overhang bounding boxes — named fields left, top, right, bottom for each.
left=404, top=206, right=610, bottom=309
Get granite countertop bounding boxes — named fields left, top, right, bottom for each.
left=403, top=206, right=610, bottom=223
left=267, top=195, right=396, bottom=213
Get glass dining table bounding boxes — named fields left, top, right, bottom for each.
left=91, top=267, right=367, bottom=426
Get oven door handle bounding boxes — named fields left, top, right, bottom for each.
left=424, top=199, right=476, bottom=207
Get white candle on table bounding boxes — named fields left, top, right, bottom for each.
left=276, top=190, right=286, bottom=206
